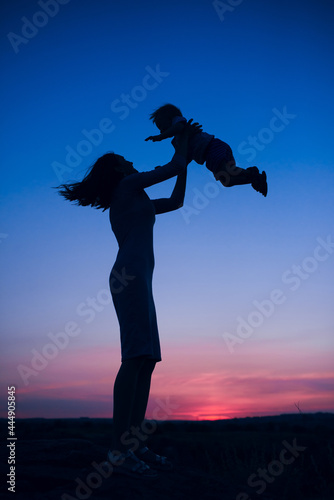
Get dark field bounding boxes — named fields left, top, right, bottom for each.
left=1, top=413, right=334, bottom=500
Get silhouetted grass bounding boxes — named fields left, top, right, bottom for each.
left=1, top=413, right=333, bottom=499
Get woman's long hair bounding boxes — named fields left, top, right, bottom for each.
left=56, top=153, right=124, bottom=211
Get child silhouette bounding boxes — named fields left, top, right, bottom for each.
left=146, top=103, right=267, bottom=197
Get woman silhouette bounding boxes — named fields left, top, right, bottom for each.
left=57, top=119, right=199, bottom=478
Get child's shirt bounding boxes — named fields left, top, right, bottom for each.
left=171, top=116, right=214, bottom=164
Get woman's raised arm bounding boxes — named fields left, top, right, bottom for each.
left=152, top=167, right=187, bottom=214
left=120, top=120, right=201, bottom=193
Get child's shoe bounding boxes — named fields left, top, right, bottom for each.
left=248, top=167, right=267, bottom=197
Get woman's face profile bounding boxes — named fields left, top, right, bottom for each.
left=113, top=155, right=137, bottom=175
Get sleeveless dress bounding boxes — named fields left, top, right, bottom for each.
left=109, top=153, right=186, bottom=362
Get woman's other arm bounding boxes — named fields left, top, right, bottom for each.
left=152, top=120, right=202, bottom=214
left=152, top=167, right=187, bottom=214
left=121, top=120, right=200, bottom=194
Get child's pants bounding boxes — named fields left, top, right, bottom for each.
left=205, top=138, right=237, bottom=181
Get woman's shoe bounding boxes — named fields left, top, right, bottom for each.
left=107, top=449, right=158, bottom=478
left=135, top=446, right=173, bottom=471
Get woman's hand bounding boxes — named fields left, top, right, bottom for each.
left=174, top=119, right=201, bottom=159
left=183, top=118, right=203, bottom=137
left=176, top=119, right=202, bottom=149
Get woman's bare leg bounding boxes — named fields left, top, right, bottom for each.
left=111, top=357, right=146, bottom=454
left=130, top=359, right=156, bottom=430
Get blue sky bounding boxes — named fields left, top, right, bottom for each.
left=1, top=0, right=333, bottom=419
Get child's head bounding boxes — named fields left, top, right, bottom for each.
left=150, top=104, right=182, bottom=132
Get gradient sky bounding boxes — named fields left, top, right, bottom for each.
left=1, top=0, right=333, bottom=420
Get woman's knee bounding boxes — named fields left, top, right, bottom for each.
left=121, top=356, right=156, bottom=374
left=121, top=356, right=147, bottom=373
left=141, top=358, right=156, bottom=375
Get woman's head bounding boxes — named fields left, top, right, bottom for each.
left=56, top=152, right=136, bottom=210
left=150, top=103, right=182, bottom=132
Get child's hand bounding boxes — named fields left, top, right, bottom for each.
left=145, top=135, right=162, bottom=142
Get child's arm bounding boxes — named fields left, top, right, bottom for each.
left=145, top=121, right=185, bottom=142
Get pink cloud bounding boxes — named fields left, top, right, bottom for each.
left=2, top=338, right=334, bottom=419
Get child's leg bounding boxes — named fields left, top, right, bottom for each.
left=215, top=162, right=256, bottom=186
left=215, top=162, right=267, bottom=197
left=205, top=139, right=267, bottom=196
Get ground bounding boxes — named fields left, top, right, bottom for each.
left=1, top=413, right=333, bottom=500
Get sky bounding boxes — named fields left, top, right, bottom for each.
left=1, top=0, right=333, bottom=421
